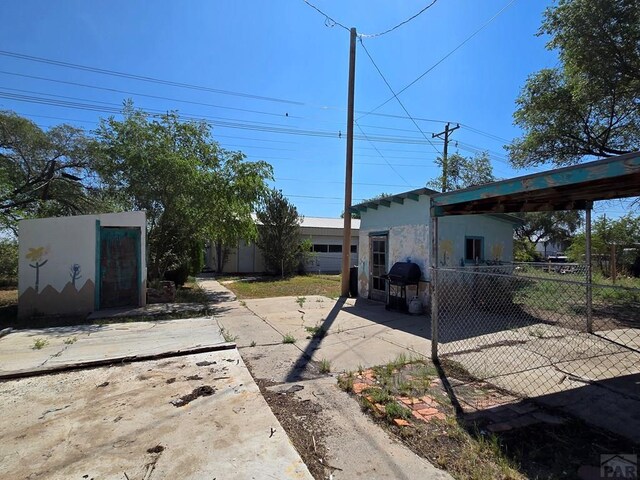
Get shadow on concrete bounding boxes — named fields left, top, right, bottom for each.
left=285, top=296, right=347, bottom=382
left=340, top=297, right=431, bottom=339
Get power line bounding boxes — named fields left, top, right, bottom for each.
left=301, top=0, right=351, bottom=31
left=0, top=49, right=304, bottom=105
left=360, top=1, right=439, bottom=38
left=1, top=90, right=448, bottom=145
left=0, top=70, right=299, bottom=119
left=358, top=0, right=519, bottom=118
left=358, top=38, right=441, bottom=155
left=355, top=119, right=411, bottom=186
left=1, top=66, right=513, bottom=142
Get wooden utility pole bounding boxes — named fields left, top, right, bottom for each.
left=341, top=27, right=357, bottom=297
left=432, top=122, right=460, bottom=192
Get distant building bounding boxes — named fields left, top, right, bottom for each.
left=206, top=216, right=360, bottom=274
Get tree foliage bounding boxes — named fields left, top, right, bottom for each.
left=513, top=210, right=582, bottom=260
left=255, top=189, right=303, bottom=276
left=515, top=211, right=582, bottom=245
left=508, top=0, right=640, bottom=167
left=0, top=111, right=99, bottom=232
left=95, top=103, right=272, bottom=279
left=567, top=213, right=640, bottom=274
left=428, top=152, right=495, bottom=192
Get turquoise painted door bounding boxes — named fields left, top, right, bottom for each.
left=99, top=227, right=141, bottom=309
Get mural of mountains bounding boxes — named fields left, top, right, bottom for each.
left=19, top=280, right=95, bottom=319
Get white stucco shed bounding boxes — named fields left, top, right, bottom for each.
left=353, top=188, right=519, bottom=306
left=18, top=211, right=146, bottom=319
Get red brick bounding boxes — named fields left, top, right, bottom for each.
left=374, top=403, right=386, bottom=414
left=416, top=407, right=440, bottom=417
left=352, top=383, right=368, bottom=394
left=411, top=410, right=426, bottom=421
left=393, top=418, right=412, bottom=427
left=420, top=395, right=437, bottom=405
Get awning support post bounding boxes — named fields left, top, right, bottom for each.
left=585, top=202, right=593, bottom=333
left=431, top=215, right=439, bottom=361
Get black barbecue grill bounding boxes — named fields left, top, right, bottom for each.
left=383, top=261, right=421, bottom=312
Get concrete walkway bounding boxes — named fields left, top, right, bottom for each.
left=220, top=294, right=432, bottom=381
left=0, top=315, right=314, bottom=479
left=199, top=278, right=452, bottom=480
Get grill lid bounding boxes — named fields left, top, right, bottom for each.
left=385, top=262, right=421, bottom=284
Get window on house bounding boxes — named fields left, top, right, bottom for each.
left=328, top=244, right=342, bottom=253
left=350, top=245, right=357, bottom=253
left=465, top=237, right=483, bottom=262
left=313, top=244, right=328, bottom=253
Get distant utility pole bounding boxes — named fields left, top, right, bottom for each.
left=341, top=27, right=357, bottom=297
left=432, top=122, right=460, bottom=192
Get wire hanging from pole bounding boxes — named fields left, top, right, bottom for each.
left=359, top=0, right=439, bottom=38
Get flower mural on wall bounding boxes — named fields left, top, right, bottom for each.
left=440, top=239, right=453, bottom=266
left=69, top=264, right=82, bottom=288
left=26, top=246, right=49, bottom=293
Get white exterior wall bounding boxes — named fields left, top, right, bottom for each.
left=18, top=211, right=146, bottom=318
left=358, top=195, right=431, bottom=303
left=357, top=194, right=516, bottom=307
left=437, top=215, right=515, bottom=267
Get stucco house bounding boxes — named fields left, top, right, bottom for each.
left=206, top=216, right=360, bottom=274
left=352, top=188, right=520, bottom=305
left=18, top=211, right=147, bottom=319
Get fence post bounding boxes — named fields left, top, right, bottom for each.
left=431, top=216, right=439, bottom=361
left=585, top=202, right=593, bottom=333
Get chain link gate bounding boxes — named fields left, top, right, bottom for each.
left=431, top=263, right=640, bottom=398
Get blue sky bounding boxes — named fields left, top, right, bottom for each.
left=0, top=0, right=629, bottom=219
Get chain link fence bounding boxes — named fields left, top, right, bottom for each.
left=433, top=263, right=640, bottom=398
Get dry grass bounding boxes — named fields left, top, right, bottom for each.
left=0, top=288, right=18, bottom=307
left=223, top=274, right=341, bottom=299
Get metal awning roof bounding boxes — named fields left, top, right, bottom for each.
left=351, top=187, right=438, bottom=212
left=431, top=152, right=640, bottom=217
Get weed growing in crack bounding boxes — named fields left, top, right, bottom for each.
left=296, top=296, right=306, bottom=308
left=282, top=333, right=296, bottom=344
left=250, top=340, right=257, bottom=347
left=305, top=324, right=327, bottom=339
left=220, top=327, right=238, bottom=343
left=385, top=401, right=411, bottom=420
left=63, top=337, right=77, bottom=345
left=319, top=358, right=331, bottom=373
left=32, top=338, right=48, bottom=350
left=338, top=371, right=354, bottom=391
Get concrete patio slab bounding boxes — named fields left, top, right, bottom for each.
left=0, top=317, right=227, bottom=376
left=0, top=349, right=313, bottom=480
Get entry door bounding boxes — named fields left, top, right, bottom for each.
left=99, top=227, right=141, bottom=309
left=370, top=236, right=388, bottom=301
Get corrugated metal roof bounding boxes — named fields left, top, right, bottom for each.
left=301, top=217, right=360, bottom=230
left=250, top=213, right=359, bottom=230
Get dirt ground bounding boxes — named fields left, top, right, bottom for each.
left=255, top=378, right=332, bottom=480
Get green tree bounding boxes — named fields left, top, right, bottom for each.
left=508, top=0, right=640, bottom=168
left=567, top=213, right=640, bottom=274
left=515, top=211, right=582, bottom=248
left=0, top=238, right=18, bottom=283
left=0, top=111, right=100, bottom=232
left=428, top=152, right=495, bottom=192
left=255, top=189, right=303, bottom=276
left=95, top=102, right=272, bottom=280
